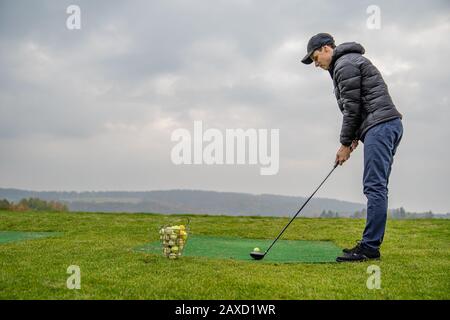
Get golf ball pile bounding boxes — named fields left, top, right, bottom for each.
left=159, top=225, right=188, bottom=259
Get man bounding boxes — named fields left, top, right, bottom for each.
left=301, top=33, right=403, bottom=262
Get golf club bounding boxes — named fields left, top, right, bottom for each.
left=250, top=163, right=339, bottom=260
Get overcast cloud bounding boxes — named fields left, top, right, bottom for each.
left=0, top=0, right=449, bottom=213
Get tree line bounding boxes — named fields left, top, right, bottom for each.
left=0, top=197, right=447, bottom=219
left=320, top=207, right=449, bottom=219
left=0, top=198, right=68, bottom=212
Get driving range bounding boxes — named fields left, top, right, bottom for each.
left=0, top=210, right=449, bottom=299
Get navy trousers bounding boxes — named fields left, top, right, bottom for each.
left=361, top=118, right=403, bottom=250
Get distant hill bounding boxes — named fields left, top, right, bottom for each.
left=0, top=188, right=366, bottom=217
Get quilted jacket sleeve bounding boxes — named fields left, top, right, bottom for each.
left=334, top=61, right=362, bottom=146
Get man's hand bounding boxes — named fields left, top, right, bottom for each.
left=335, top=144, right=352, bottom=166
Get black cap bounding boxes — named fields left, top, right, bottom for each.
left=301, top=33, right=335, bottom=64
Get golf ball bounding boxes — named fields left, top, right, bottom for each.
left=169, top=253, right=177, bottom=260
left=170, top=234, right=178, bottom=240
left=253, top=247, right=260, bottom=252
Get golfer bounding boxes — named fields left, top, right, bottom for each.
left=301, top=33, right=403, bottom=262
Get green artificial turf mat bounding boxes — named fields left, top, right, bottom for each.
left=0, top=231, right=61, bottom=244
left=135, top=235, right=342, bottom=263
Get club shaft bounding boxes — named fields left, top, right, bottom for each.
left=264, top=164, right=338, bottom=255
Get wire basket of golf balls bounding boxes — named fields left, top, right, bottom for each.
left=158, top=220, right=189, bottom=260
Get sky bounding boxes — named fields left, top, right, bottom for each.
left=0, top=0, right=449, bottom=213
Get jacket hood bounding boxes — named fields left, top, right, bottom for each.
left=329, top=42, right=365, bottom=75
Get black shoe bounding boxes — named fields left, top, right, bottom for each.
left=342, top=240, right=362, bottom=254
left=336, top=244, right=380, bottom=263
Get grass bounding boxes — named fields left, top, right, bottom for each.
left=0, top=210, right=449, bottom=299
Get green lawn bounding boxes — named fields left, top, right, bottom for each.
left=0, top=210, right=449, bottom=299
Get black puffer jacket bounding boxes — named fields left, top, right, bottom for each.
left=329, top=42, right=402, bottom=146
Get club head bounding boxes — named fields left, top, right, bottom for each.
left=250, top=251, right=266, bottom=260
